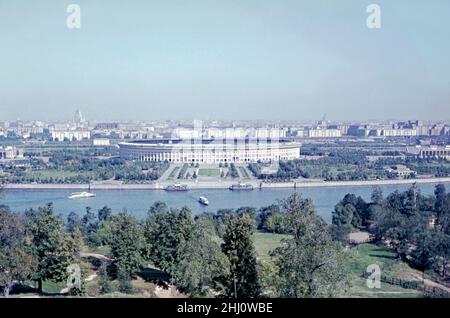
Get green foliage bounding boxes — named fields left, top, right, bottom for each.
left=26, top=204, right=79, bottom=292
left=98, top=206, right=113, bottom=222
left=221, top=214, right=261, bottom=298
left=3, top=150, right=169, bottom=184
left=0, top=209, right=37, bottom=297
left=145, top=203, right=193, bottom=274
left=257, top=204, right=285, bottom=233
left=271, top=193, right=349, bottom=298
left=99, top=263, right=114, bottom=294
left=171, top=219, right=229, bottom=296
left=117, top=268, right=134, bottom=294
left=109, top=212, right=147, bottom=278
left=331, top=194, right=371, bottom=242
left=369, top=184, right=450, bottom=279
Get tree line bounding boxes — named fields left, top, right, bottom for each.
left=331, top=184, right=450, bottom=279
left=0, top=193, right=348, bottom=298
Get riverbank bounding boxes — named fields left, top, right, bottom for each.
left=4, top=177, right=450, bottom=190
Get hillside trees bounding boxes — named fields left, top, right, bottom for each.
left=221, top=214, right=261, bottom=298
left=0, top=209, right=37, bottom=297
left=26, top=204, right=80, bottom=292
left=271, top=193, right=349, bottom=297
left=171, top=218, right=229, bottom=296
left=144, top=203, right=193, bottom=274
left=109, top=212, right=148, bottom=292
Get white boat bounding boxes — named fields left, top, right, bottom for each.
left=68, top=192, right=96, bottom=199
left=198, top=196, right=209, bottom=206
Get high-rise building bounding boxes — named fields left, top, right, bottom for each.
left=74, top=109, right=85, bottom=125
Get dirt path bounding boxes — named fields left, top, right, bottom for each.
left=356, top=290, right=420, bottom=295
left=80, top=252, right=113, bottom=262
left=348, top=231, right=371, bottom=244
left=409, top=273, right=450, bottom=293
left=60, top=252, right=113, bottom=293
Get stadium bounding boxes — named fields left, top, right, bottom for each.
left=119, top=138, right=301, bottom=163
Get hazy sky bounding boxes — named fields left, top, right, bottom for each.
left=0, top=0, right=449, bottom=122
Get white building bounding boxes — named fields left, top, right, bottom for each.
left=406, top=145, right=450, bottom=160
left=384, top=165, right=416, bottom=178
left=93, top=138, right=111, bottom=146
left=74, top=109, right=85, bottom=125
left=382, top=129, right=418, bottom=137
left=307, top=129, right=342, bottom=138
left=0, top=146, right=23, bottom=159
left=51, top=130, right=91, bottom=141
left=119, top=138, right=301, bottom=163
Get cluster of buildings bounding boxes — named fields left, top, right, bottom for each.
left=2, top=113, right=450, bottom=143
left=287, top=120, right=450, bottom=138
left=1, top=111, right=450, bottom=164
left=344, top=121, right=449, bottom=138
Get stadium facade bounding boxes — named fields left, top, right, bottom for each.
left=119, top=138, right=301, bottom=163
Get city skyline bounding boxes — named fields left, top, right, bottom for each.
left=1, top=0, right=450, bottom=121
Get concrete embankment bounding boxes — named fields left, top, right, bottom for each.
left=4, top=177, right=450, bottom=191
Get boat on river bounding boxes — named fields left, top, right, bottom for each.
left=198, top=196, right=209, bottom=206
left=165, top=183, right=189, bottom=191
left=68, top=192, right=96, bottom=199
left=229, top=183, right=254, bottom=191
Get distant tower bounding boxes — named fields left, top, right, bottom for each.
left=74, top=109, right=84, bottom=125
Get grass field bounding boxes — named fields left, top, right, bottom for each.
left=238, top=166, right=250, bottom=178
left=253, top=232, right=424, bottom=298
left=167, top=167, right=180, bottom=179
left=198, top=168, right=220, bottom=177
left=343, top=243, right=423, bottom=298
left=253, top=232, right=290, bottom=262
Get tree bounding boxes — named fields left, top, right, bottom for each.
left=236, top=206, right=257, bottom=220
left=98, top=206, right=112, bottom=222
left=98, top=262, right=113, bottom=294
left=0, top=210, right=37, bottom=297
left=331, top=202, right=356, bottom=241
left=145, top=205, right=193, bottom=273
left=376, top=187, right=425, bottom=260
left=257, top=204, right=281, bottom=232
left=411, top=229, right=439, bottom=273
left=266, top=213, right=287, bottom=234
left=67, top=211, right=82, bottom=233
left=81, top=206, right=98, bottom=242
left=271, top=193, right=349, bottom=298
left=371, top=186, right=384, bottom=205
left=221, top=214, right=260, bottom=298
left=434, top=184, right=450, bottom=232
left=117, top=266, right=133, bottom=294
left=172, top=219, right=229, bottom=296
left=109, top=212, right=147, bottom=278
left=26, top=204, right=79, bottom=293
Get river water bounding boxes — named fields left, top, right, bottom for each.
left=2, top=182, right=449, bottom=223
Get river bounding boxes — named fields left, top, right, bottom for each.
left=2, top=182, right=450, bottom=223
